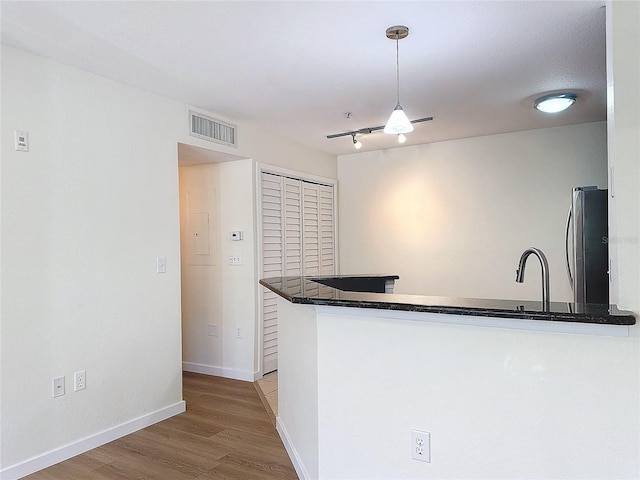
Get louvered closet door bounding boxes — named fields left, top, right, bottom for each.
left=260, top=172, right=335, bottom=375
left=261, top=173, right=284, bottom=375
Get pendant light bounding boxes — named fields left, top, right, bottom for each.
left=384, top=26, right=414, bottom=135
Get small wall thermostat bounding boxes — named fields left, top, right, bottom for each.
left=230, top=230, right=244, bottom=241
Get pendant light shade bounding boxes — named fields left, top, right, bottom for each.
left=384, top=104, right=414, bottom=134
left=384, top=26, right=413, bottom=135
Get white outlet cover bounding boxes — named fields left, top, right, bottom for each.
left=74, top=370, right=86, bottom=391
left=411, top=430, right=431, bottom=462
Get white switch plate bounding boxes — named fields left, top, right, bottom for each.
left=208, top=324, right=218, bottom=337
left=14, top=130, right=29, bottom=152
left=53, top=376, right=65, bottom=398
left=156, top=257, right=166, bottom=273
left=235, top=326, right=243, bottom=339
left=228, top=254, right=242, bottom=266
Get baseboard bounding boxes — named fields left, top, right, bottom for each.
left=0, top=401, right=185, bottom=480
left=276, top=417, right=310, bottom=480
left=182, top=361, right=258, bottom=382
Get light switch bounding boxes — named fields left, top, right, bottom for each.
left=156, top=257, right=167, bottom=273
left=15, top=130, right=29, bottom=152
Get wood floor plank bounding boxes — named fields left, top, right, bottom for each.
left=195, top=450, right=297, bottom=480
left=23, top=372, right=298, bottom=480
left=207, top=429, right=293, bottom=463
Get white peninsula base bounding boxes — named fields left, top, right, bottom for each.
left=275, top=298, right=638, bottom=480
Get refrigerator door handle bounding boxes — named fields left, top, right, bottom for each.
left=565, top=204, right=574, bottom=289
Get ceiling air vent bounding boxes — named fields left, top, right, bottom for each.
left=189, top=110, right=237, bottom=148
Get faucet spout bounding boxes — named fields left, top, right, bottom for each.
left=515, top=247, right=550, bottom=310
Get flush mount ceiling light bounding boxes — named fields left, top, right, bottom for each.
left=534, top=93, right=577, bottom=113
left=383, top=26, right=413, bottom=134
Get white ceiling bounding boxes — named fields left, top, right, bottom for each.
left=1, top=1, right=607, bottom=157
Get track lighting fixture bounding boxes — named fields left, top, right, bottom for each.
left=327, top=116, right=433, bottom=149
left=383, top=26, right=413, bottom=135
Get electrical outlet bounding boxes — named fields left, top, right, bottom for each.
left=235, top=326, right=243, bottom=339
left=411, top=430, right=431, bottom=462
left=53, top=376, right=65, bottom=398
left=74, top=370, right=86, bottom=391
left=208, top=323, right=218, bottom=336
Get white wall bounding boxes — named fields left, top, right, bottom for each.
left=314, top=307, right=637, bottom=479
left=219, top=159, right=258, bottom=377
left=0, top=41, right=336, bottom=476
left=277, top=298, right=319, bottom=480
left=338, top=122, right=607, bottom=302
left=0, top=46, right=185, bottom=476
left=607, top=0, right=640, bottom=313
left=179, top=164, right=224, bottom=374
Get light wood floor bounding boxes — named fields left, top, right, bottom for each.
left=24, top=372, right=298, bottom=480
left=254, top=371, right=278, bottom=426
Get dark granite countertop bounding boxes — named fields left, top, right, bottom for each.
left=259, top=275, right=636, bottom=326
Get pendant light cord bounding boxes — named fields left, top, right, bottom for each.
left=395, top=35, right=400, bottom=105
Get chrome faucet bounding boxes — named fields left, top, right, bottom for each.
left=516, top=247, right=550, bottom=310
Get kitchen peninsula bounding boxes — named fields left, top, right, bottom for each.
left=260, top=275, right=637, bottom=480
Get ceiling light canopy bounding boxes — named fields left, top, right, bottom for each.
left=534, top=93, right=577, bottom=113
left=383, top=26, right=414, bottom=134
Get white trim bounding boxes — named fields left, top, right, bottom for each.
left=315, top=305, right=630, bottom=337
left=0, top=401, right=185, bottom=480
left=258, top=163, right=336, bottom=187
left=182, top=361, right=258, bottom=382
left=276, top=417, right=310, bottom=480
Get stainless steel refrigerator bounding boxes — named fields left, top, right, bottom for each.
left=565, top=186, right=609, bottom=304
